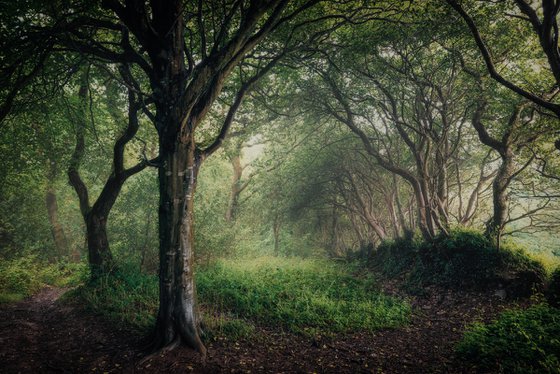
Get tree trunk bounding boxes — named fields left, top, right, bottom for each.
left=152, top=137, right=206, bottom=356
left=45, top=160, right=68, bottom=257
left=85, top=212, right=113, bottom=275
left=486, top=152, right=514, bottom=243
left=273, top=215, right=281, bottom=256
left=46, top=187, right=68, bottom=257
left=225, top=153, right=243, bottom=222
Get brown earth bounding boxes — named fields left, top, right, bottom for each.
left=0, top=281, right=522, bottom=373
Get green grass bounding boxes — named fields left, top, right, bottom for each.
left=457, top=303, right=560, bottom=373
left=0, top=255, right=86, bottom=303
left=73, top=256, right=410, bottom=340
left=197, top=256, right=410, bottom=334
left=70, top=263, right=159, bottom=332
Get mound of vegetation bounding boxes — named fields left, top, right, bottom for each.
left=0, top=256, right=84, bottom=303
left=373, top=230, right=547, bottom=296
left=456, top=304, right=560, bottom=373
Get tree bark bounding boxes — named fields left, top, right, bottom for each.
left=152, top=137, right=206, bottom=355
left=225, top=146, right=250, bottom=222
left=273, top=214, right=281, bottom=256
left=85, top=211, right=113, bottom=274
left=486, top=151, right=516, bottom=245
left=471, top=99, right=526, bottom=243
left=45, top=160, right=68, bottom=257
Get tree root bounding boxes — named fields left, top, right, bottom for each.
left=138, top=336, right=181, bottom=366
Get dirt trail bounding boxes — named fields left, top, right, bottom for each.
left=0, top=284, right=515, bottom=373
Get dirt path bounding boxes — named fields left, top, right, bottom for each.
left=0, top=284, right=516, bottom=373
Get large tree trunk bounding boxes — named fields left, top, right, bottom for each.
left=152, top=136, right=206, bottom=355
left=85, top=211, right=113, bottom=275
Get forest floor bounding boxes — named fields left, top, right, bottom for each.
left=0, top=278, right=524, bottom=373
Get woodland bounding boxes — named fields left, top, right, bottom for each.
left=1, top=0, right=560, bottom=373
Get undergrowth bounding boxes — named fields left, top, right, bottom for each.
left=374, top=229, right=547, bottom=295
left=456, top=303, right=560, bottom=373
left=197, top=256, right=410, bottom=335
left=72, top=256, right=410, bottom=340
left=0, top=255, right=85, bottom=303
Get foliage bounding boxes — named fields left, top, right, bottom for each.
left=0, top=255, right=86, bottom=302
left=70, top=262, right=159, bottom=332
left=456, top=304, right=560, bottom=374
left=375, top=237, right=421, bottom=277
left=197, top=256, right=410, bottom=334
left=72, top=256, right=409, bottom=339
left=547, top=267, right=560, bottom=308
left=373, top=229, right=547, bottom=295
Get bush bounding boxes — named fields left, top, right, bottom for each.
left=456, top=304, right=560, bottom=373
left=375, top=237, right=420, bottom=277
left=372, top=229, right=547, bottom=296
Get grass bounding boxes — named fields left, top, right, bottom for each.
left=0, top=255, right=85, bottom=303
left=197, top=256, right=410, bottom=335
left=456, top=303, right=560, bottom=373
left=72, top=256, right=410, bottom=340
left=70, top=263, right=159, bottom=332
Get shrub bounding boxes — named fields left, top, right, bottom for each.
left=372, top=229, right=547, bottom=296
left=375, top=237, right=419, bottom=277
left=456, top=304, right=560, bottom=373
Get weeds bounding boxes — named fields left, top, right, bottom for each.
left=0, top=255, right=85, bottom=303
left=456, top=304, right=560, bottom=373
left=197, top=256, right=410, bottom=334
left=72, top=256, right=410, bottom=340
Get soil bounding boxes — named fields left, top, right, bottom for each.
left=0, top=280, right=524, bottom=373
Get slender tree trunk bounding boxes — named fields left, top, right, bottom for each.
left=46, top=188, right=69, bottom=256
left=45, top=160, right=68, bottom=257
left=273, top=214, right=281, bottom=256
left=225, top=153, right=243, bottom=222
left=486, top=152, right=514, bottom=242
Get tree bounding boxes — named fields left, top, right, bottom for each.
left=446, top=0, right=560, bottom=122
left=0, top=0, right=362, bottom=354
left=67, top=67, right=156, bottom=277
